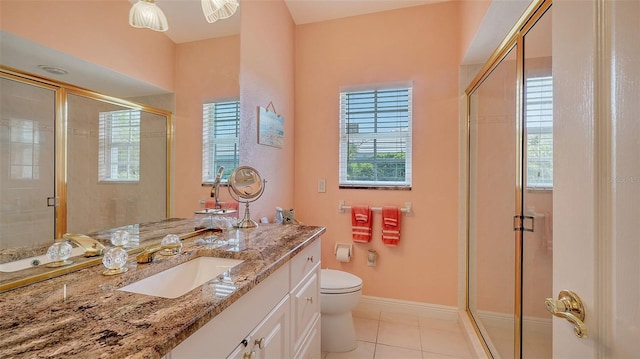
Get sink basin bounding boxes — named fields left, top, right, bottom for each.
left=119, top=257, right=244, bottom=298
left=0, top=246, right=85, bottom=272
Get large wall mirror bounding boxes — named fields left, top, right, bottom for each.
left=0, top=70, right=171, bottom=255
left=0, top=3, right=240, bottom=287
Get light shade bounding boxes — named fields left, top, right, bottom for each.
left=202, top=0, right=239, bottom=23
left=129, top=0, right=169, bottom=32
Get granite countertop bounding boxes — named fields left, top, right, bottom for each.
left=0, top=222, right=325, bottom=358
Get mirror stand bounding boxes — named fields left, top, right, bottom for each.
left=237, top=201, right=259, bottom=228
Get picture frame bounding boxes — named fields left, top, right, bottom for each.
left=257, top=105, right=284, bottom=148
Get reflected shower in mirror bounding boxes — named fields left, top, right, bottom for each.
left=66, top=93, right=168, bottom=235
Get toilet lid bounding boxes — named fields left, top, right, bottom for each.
left=321, top=269, right=363, bottom=294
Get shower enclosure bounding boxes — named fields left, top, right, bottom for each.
left=466, top=1, right=552, bottom=358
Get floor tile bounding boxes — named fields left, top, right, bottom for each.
left=354, top=317, right=379, bottom=343
left=325, top=341, right=375, bottom=359
left=377, top=321, right=422, bottom=351
left=380, top=311, right=420, bottom=326
left=419, top=316, right=463, bottom=334
left=353, top=307, right=381, bottom=321
left=420, top=327, right=474, bottom=358
left=374, top=343, right=422, bottom=359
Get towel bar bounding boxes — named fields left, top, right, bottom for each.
left=338, top=201, right=412, bottom=215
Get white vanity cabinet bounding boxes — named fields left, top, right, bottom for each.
left=167, top=238, right=321, bottom=359
left=290, top=240, right=321, bottom=359
left=227, top=296, right=290, bottom=359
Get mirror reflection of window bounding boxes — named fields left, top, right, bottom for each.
left=202, top=100, right=240, bottom=184
left=525, top=76, right=553, bottom=189
left=98, top=109, right=141, bottom=182
left=10, top=119, right=40, bottom=180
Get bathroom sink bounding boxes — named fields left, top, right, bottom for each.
left=0, top=246, right=85, bottom=272
left=119, top=257, right=244, bottom=299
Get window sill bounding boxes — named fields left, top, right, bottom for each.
left=202, top=182, right=229, bottom=187
left=526, top=187, right=553, bottom=192
left=339, top=185, right=411, bottom=191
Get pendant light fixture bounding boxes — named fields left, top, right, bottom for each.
left=129, top=0, right=169, bottom=32
left=201, top=0, right=239, bottom=23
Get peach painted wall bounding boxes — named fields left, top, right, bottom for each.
left=238, top=0, right=295, bottom=221
left=0, top=0, right=175, bottom=92
left=459, top=0, right=492, bottom=60
left=173, top=36, right=240, bottom=217
left=294, top=2, right=463, bottom=305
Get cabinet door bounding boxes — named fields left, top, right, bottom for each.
left=250, top=296, right=290, bottom=359
left=292, top=267, right=320, bottom=354
left=227, top=340, right=250, bottom=359
left=294, top=316, right=321, bottom=359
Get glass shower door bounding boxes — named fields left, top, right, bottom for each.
left=521, top=7, right=553, bottom=359
left=0, top=76, right=57, bottom=250
left=468, top=45, right=519, bottom=358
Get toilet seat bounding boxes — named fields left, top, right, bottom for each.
left=321, top=269, right=363, bottom=294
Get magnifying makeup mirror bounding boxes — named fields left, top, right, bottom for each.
left=228, top=166, right=266, bottom=228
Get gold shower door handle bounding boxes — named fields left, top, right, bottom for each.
left=545, top=290, right=588, bottom=338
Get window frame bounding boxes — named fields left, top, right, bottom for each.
left=339, top=84, right=413, bottom=189
left=202, top=99, right=240, bottom=185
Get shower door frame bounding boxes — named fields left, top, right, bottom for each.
left=464, top=0, right=553, bottom=357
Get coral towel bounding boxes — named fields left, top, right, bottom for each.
left=351, top=205, right=372, bottom=242
left=382, top=206, right=401, bottom=246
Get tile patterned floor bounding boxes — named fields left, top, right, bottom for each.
left=322, top=309, right=477, bottom=359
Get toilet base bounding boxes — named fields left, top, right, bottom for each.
left=321, top=312, right=357, bottom=352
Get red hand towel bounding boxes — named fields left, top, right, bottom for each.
left=382, top=206, right=401, bottom=246
left=351, top=205, right=372, bottom=243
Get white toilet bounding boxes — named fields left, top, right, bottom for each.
left=320, top=269, right=363, bottom=353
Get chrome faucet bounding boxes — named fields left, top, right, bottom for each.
left=210, top=166, right=225, bottom=210
left=61, top=233, right=106, bottom=257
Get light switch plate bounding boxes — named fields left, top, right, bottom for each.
left=318, top=179, right=326, bottom=193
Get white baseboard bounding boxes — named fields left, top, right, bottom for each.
left=355, top=295, right=459, bottom=321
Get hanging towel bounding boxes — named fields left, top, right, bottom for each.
left=351, top=205, right=372, bottom=243
left=381, top=206, right=401, bottom=246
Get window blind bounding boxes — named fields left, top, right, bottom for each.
left=339, top=87, right=412, bottom=188
left=202, top=100, right=240, bottom=183
left=525, top=76, right=553, bottom=188
left=98, top=109, right=140, bottom=182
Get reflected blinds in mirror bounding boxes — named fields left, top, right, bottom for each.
left=98, top=109, right=141, bottom=182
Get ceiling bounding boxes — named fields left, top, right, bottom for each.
left=160, top=0, right=446, bottom=44
left=1, top=0, right=531, bottom=98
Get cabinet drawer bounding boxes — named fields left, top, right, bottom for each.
left=290, top=238, right=321, bottom=288
left=292, top=267, right=320, bottom=354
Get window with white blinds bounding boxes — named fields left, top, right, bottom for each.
left=98, top=109, right=140, bottom=182
left=525, top=76, right=553, bottom=189
left=339, top=86, right=412, bottom=188
left=202, top=100, right=240, bottom=184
